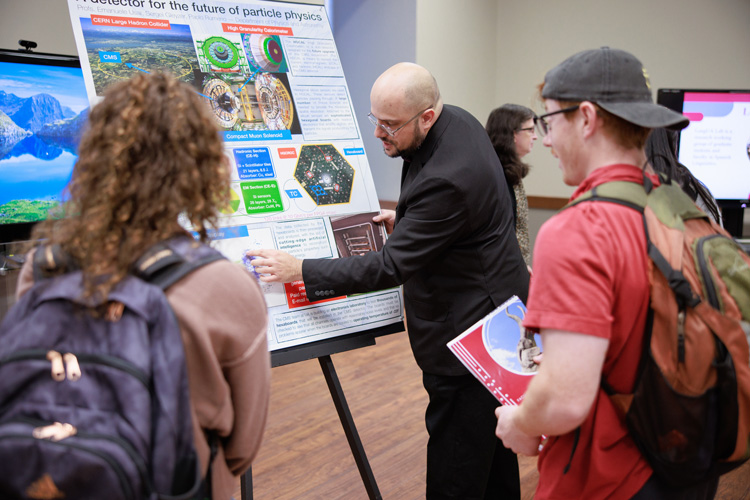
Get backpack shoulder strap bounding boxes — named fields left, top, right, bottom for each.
left=565, top=179, right=700, bottom=310
left=133, top=237, right=226, bottom=496
left=132, top=236, right=226, bottom=291
left=563, top=180, right=648, bottom=213
left=31, top=243, right=79, bottom=282
left=31, top=236, right=226, bottom=292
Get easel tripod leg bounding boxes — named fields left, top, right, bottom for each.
left=239, top=354, right=382, bottom=500
left=319, top=354, right=382, bottom=500
left=241, top=467, right=252, bottom=500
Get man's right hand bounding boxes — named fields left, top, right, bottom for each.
left=245, top=249, right=303, bottom=283
left=373, top=209, right=396, bottom=234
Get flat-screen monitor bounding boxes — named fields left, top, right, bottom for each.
left=657, top=89, right=750, bottom=237
left=0, top=49, right=89, bottom=244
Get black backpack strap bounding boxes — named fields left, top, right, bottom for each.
left=135, top=239, right=225, bottom=500
left=562, top=427, right=581, bottom=475
left=32, top=243, right=79, bottom=282
left=132, top=239, right=225, bottom=291
left=646, top=241, right=700, bottom=310
left=200, top=431, right=220, bottom=500
left=178, top=431, right=219, bottom=500
left=32, top=238, right=225, bottom=291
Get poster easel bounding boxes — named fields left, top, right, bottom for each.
left=240, top=322, right=404, bottom=500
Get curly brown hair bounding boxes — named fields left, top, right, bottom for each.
left=31, top=72, right=230, bottom=301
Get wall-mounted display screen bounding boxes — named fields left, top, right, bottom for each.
left=657, top=89, right=750, bottom=202
left=658, top=88, right=750, bottom=238
left=0, top=49, right=89, bottom=243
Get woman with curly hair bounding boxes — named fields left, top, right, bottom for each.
left=17, top=72, right=270, bottom=500
left=486, top=104, right=538, bottom=266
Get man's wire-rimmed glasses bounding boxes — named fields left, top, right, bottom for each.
left=367, top=107, right=432, bottom=137
left=535, top=105, right=580, bottom=136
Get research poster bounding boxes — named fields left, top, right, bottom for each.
left=66, top=0, right=404, bottom=351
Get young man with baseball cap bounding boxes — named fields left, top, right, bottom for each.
left=494, top=47, right=719, bottom=498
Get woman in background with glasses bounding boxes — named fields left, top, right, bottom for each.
left=486, top=104, right=538, bottom=266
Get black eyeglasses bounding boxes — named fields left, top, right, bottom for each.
left=535, top=105, right=580, bottom=136
left=516, top=126, right=535, bottom=134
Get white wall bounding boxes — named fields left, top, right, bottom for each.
left=0, top=1, right=77, bottom=55
left=331, top=0, right=499, bottom=202
left=332, top=0, right=417, bottom=202
left=416, top=0, right=497, bottom=122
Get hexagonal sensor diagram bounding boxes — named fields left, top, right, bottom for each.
left=293, top=144, right=355, bottom=205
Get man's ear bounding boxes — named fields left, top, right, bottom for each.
left=421, top=108, right=437, bottom=129
left=578, top=101, right=599, bottom=138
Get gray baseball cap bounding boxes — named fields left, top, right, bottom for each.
left=542, top=47, right=689, bottom=130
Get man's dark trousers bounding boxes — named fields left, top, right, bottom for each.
left=423, top=372, right=520, bottom=500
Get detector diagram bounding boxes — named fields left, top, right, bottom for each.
left=193, top=33, right=300, bottom=133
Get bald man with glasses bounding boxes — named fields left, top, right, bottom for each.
left=249, top=62, right=529, bottom=500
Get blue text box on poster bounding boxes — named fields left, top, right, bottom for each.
left=224, top=130, right=292, bottom=142
left=233, top=147, right=275, bottom=180
left=205, top=225, right=250, bottom=240
left=99, top=51, right=122, bottom=63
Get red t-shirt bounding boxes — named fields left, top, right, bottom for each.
left=524, top=164, right=654, bottom=499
